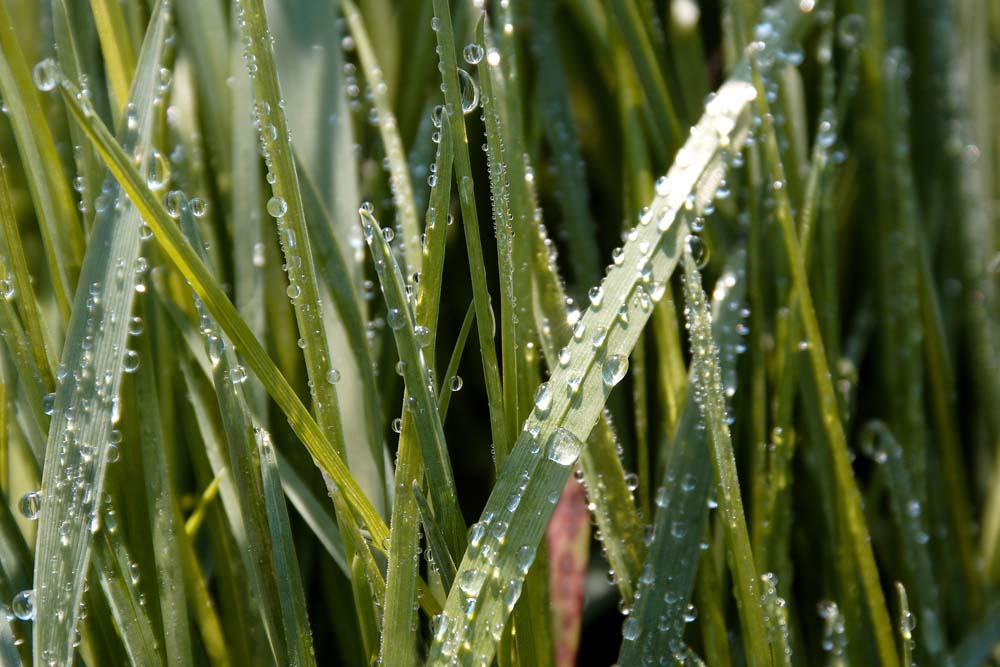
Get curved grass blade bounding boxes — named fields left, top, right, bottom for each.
left=340, top=0, right=421, bottom=276
left=531, top=199, right=646, bottom=608
left=618, top=249, right=747, bottom=666
left=30, top=5, right=174, bottom=663
left=256, top=428, right=317, bottom=667
left=438, top=302, right=475, bottom=422
left=427, top=66, right=762, bottom=667
left=0, top=0, right=83, bottom=317
left=56, top=77, right=391, bottom=556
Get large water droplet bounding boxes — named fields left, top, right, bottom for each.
left=458, top=69, right=479, bottom=114
left=12, top=590, right=34, bottom=621
left=547, top=428, right=583, bottom=466
left=602, top=355, right=629, bottom=387
left=33, top=59, right=59, bottom=92
left=463, top=43, right=484, bottom=65
left=267, top=196, right=287, bottom=218
left=145, top=150, right=170, bottom=190
left=534, top=382, right=552, bottom=413
left=19, top=491, right=41, bottom=520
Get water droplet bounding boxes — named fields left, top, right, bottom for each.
left=33, top=59, right=59, bottom=92
left=145, top=150, right=170, bottom=190
left=603, top=355, right=629, bottom=386
left=686, top=234, right=709, bottom=268
left=129, top=562, right=141, bottom=585
left=230, top=366, right=248, bottom=384
left=534, top=382, right=552, bottom=413
left=387, top=307, right=406, bottom=330
left=622, top=616, right=640, bottom=640
left=123, top=350, right=140, bottom=373
left=42, top=393, right=56, bottom=415
left=19, top=491, right=41, bottom=520
left=12, top=590, right=34, bottom=621
left=450, top=375, right=463, bottom=391
left=267, top=196, right=287, bottom=218
left=463, top=43, right=484, bottom=65
left=458, top=69, right=479, bottom=114
left=326, top=368, right=341, bottom=384
left=547, top=428, right=583, bottom=466
left=286, top=283, right=301, bottom=299
left=589, top=286, right=604, bottom=308
left=655, top=176, right=672, bottom=197
left=189, top=197, right=208, bottom=217
left=837, top=14, right=866, bottom=49
left=458, top=568, right=486, bottom=595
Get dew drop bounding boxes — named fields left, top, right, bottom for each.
left=326, top=368, right=341, bottom=384
left=450, top=375, right=463, bottom=391
left=458, top=69, right=479, bottom=114
left=463, top=43, right=484, bottom=65
left=32, top=59, right=59, bottom=92
left=387, top=307, right=406, bottom=330
left=145, top=150, right=170, bottom=190
left=19, top=491, right=41, bottom=520
left=603, top=355, right=629, bottom=387
left=534, top=382, right=552, bottom=413
left=123, top=350, right=140, bottom=373
left=12, top=590, right=34, bottom=621
left=686, top=235, right=709, bottom=269
left=547, top=428, right=583, bottom=466
left=267, top=196, right=288, bottom=218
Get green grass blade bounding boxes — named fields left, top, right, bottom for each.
left=438, top=302, right=475, bottom=422
left=430, top=0, right=507, bottom=457
left=277, top=452, right=348, bottom=574
left=30, top=5, right=173, bottom=662
left=428, top=63, right=762, bottom=666
left=0, top=0, right=83, bottom=317
left=359, top=209, right=465, bottom=556
left=744, top=8, right=899, bottom=665
left=0, top=603, right=22, bottom=667
left=413, top=483, right=457, bottom=592
left=0, top=152, right=54, bottom=389
left=133, top=301, right=193, bottom=666
left=256, top=428, right=317, bottom=667
left=619, top=250, right=747, bottom=665
left=87, top=0, right=136, bottom=118
left=55, top=76, right=391, bottom=552
left=340, top=0, right=421, bottom=277
left=678, top=249, right=769, bottom=667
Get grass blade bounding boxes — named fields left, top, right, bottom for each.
left=428, top=60, right=762, bottom=667
left=256, top=429, right=316, bottom=667
left=30, top=5, right=174, bottom=662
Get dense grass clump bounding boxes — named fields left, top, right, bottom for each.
left=0, top=0, right=997, bottom=665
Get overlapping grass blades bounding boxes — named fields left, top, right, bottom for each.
left=427, top=62, right=762, bottom=667
left=31, top=4, right=172, bottom=663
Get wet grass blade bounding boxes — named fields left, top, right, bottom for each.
left=430, top=0, right=507, bottom=457
left=56, top=75, right=391, bottom=554
left=0, top=0, right=83, bottom=317
left=359, top=209, right=464, bottom=556
left=31, top=5, right=173, bottom=662
left=618, top=250, right=747, bottom=665
left=428, top=61, right=762, bottom=666
left=414, top=483, right=457, bottom=592
left=678, top=249, right=769, bottom=667
left=438, top=302, right=475, bottom=422
left=88, top=0, right=136, bottom=117
left=744, top=8, right=898, bottom=665
left=256, top=429, right=316, bottom=667
left=340, top=0, right=421, bottom=276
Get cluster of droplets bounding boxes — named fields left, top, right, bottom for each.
left=818, top=600, right=847, bottom=663
left=760, top=572, right=793, bottom=664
